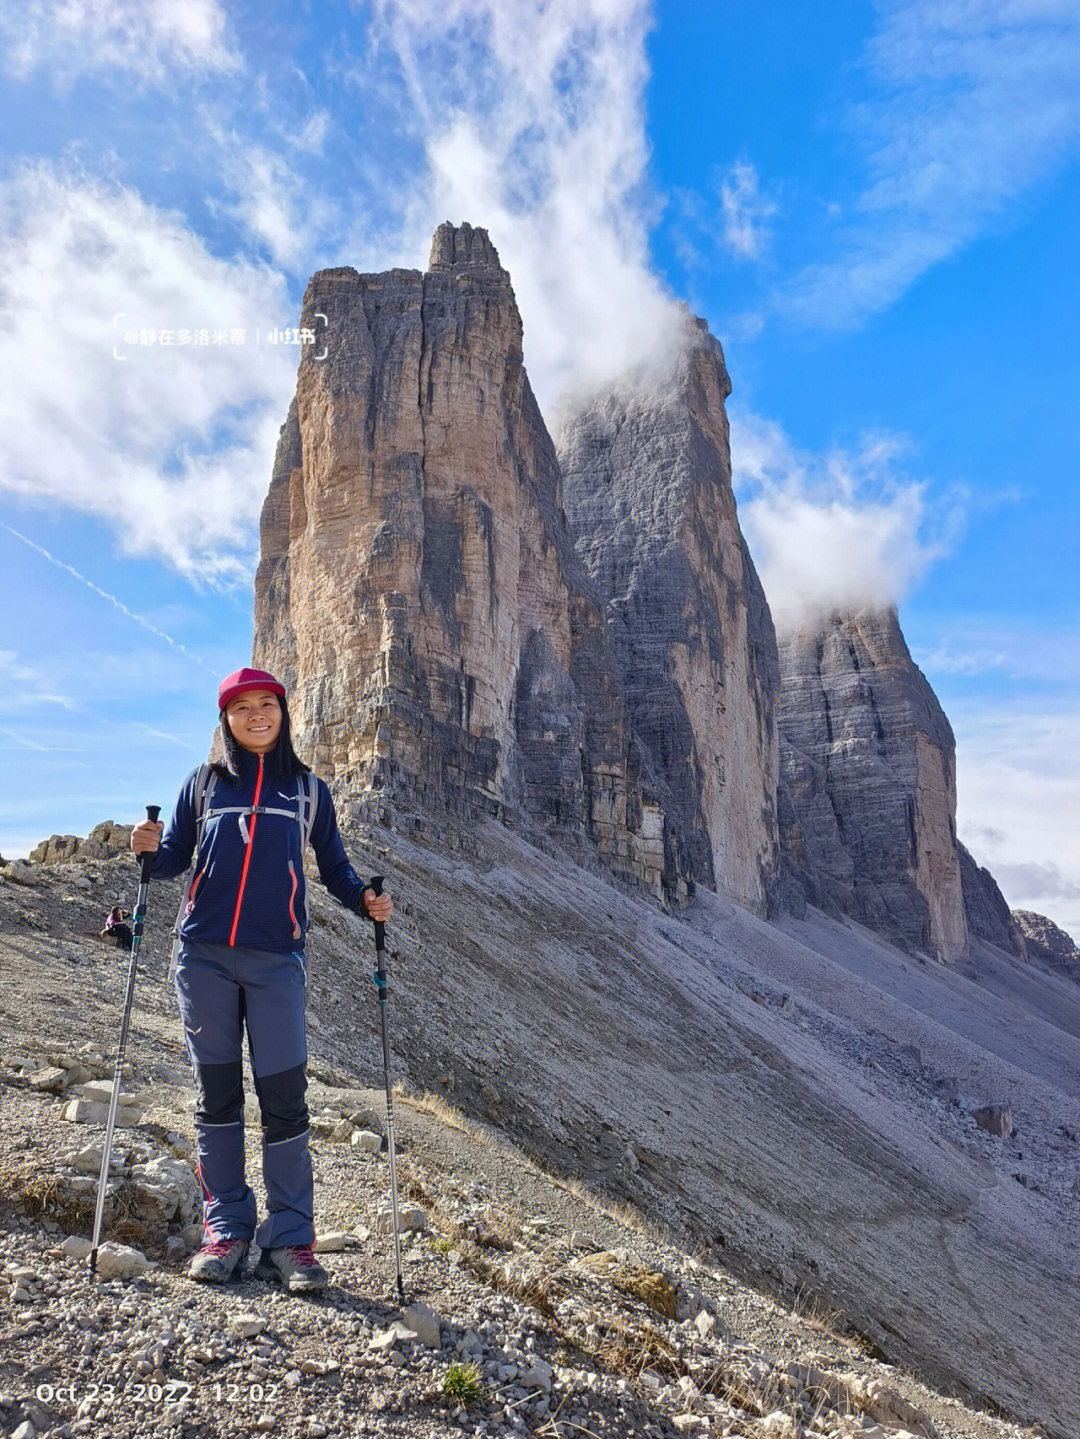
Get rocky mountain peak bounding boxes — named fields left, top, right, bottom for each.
left=776, top=605, right=967, bottom=959
left=255, top=223, right=681, bottom=895
left=428, top=220, right=507, bottom=278
left=559, top=315, right=780, bottom=915
left=1014, top=908, right=1080, bottom=981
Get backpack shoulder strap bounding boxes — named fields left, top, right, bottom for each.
left=192, top=762, right=217, bottom=826
left=298, top=771, right=319, bottom=849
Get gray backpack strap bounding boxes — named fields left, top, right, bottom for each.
left=168, top=764, right=216, bottom=984
left=298, top=771, right=318, bottom=849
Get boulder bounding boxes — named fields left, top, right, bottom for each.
left=127, top=1155, right=201, bottom=1224
left=92, top=1242, right=148, bottom=1279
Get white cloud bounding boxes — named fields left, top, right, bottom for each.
left=290, top=109, right=331, bottom=156
left=783, top=0, right=1080, bottom=326
left=349, top=0, right=685, bottom=416
left=208, top=136, right=333, bottom=269
left=0, top=650, right=74, bottom=713
left=952, top=701, right=1080, bottom=942
left=730, top=412, right=961, bottom=633
left=0, top=162, right=296, bottom=583
left=2, top=0, right=241, bottom=85
left=720, top=162, right=777, bottom=261
left=920, top=619, right=1076, bottom=683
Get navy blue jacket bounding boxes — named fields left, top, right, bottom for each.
left=150, top=750, right=367, bottom=952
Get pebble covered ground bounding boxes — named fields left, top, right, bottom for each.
left=0, top=838, right=1061, bottom=1439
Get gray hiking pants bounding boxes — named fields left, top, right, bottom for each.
left=173, top=939, right=313, bottom=1249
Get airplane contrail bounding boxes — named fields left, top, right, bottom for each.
left=2, top=523, right=218, bottom=674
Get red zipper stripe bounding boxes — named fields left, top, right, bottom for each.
left=287, top=862, right=300, bottom=939
left=185, top=866, right=206, bottom=915
left=228, top=754, right=263, bottom=947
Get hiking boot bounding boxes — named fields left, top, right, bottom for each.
left=254, top=1244, right=329, bottom=1293
left=188, top=1238, right=249, bottom=1284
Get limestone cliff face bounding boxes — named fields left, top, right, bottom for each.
left=558, top=322, right=780, bottom=915
left=777, top=608, right=968, bottom=960
left=255, top=224, right=667, bottom=888
left=959, top=844, right=1027, bottom=958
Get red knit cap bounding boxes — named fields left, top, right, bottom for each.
left=218, top=667, right=286, bottom=712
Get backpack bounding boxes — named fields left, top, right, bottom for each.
left=167, top=764, right=319, bottom=980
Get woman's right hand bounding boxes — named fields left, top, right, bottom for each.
left=130, top=819, right=163, bottom=854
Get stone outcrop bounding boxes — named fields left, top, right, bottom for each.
left=1014, top=909, right=1080, bottom=981
left=255, top=223, right=673, bottom=892
left=557, top=319, right=780, bottom=915
left=959, top=844, right=1027, bottom=958
left=28, top=822, right=132, bottom=866
left=777, top=607, right=967, bottom=960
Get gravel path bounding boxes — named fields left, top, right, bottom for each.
left=0, top=834, right=1068, bottom=1439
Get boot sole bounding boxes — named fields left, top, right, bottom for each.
left=253, top=1259, right=328, bottom=1293
left=188, top=1264, right=247, bottom=1284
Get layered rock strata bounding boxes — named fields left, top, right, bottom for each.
left=959, top=844, right=1027, bottom=958
left=255, top=224, right=669, bottom=890
left=777, top=608, right=968, bottom=960
left=558, top=322, right=780, bottom=915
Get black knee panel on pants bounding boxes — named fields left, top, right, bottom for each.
left=255, top=1063, right=308, bottom=1143
left=194, top=1059, right=243, bottom=1126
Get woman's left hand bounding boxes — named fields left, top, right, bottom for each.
left=362, top=888, right=394, bottom=923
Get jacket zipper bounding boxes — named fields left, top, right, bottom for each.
left=228, top=754, right=263, bottom=947
left=185, top=866, right=206, bottom=916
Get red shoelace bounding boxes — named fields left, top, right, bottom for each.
left=200, top=1239, right=244, bottom=1258
left=287, top=1245, right=317, bottom=1267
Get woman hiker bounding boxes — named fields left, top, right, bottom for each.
left=100, top=905, right=133, bottom=951
left=130, top=667, right=393, bottom=1293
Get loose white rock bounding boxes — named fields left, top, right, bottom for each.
left=312, top=1231, right=350, bottom=1253
left=376, top=1205, right=426, bottom=1234
left=350, top=1129, right=383, bottom=1153
left=520, top=1359, right=554, bottom=1393
left=91, top=1242, right=148, bottom=1280
left=403, top=1301, right=442, bottom=1349
left=229, top=1313, right=268, bottom=1339
left=2, top=860, right=37, bottom=885
left=370, top=1321, right=418, bottom=1352
left=62, top=1235, right=93, bottom=1260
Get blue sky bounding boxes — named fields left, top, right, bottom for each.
left=1, top=0, right=1078, bottom=941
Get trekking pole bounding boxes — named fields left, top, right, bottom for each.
left=370, top=874, right=406, bottom=1306
left=89, top=804, right=159, bottom=1273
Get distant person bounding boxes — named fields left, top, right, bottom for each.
left=130, top=667, right=393, bottom=1293
left=100, top=905, right=133, bottom=951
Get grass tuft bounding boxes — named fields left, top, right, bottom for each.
left=442, top=1361, right=483, bottom=1407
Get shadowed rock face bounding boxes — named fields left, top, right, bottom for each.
left=255, top=223, right=674, bottom=891
left=558, top=324, right=781, bottom=916
left=960, top=844, right=1027, bottom=958
left=777, top=608, right=968, bottom=960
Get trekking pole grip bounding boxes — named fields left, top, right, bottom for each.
left=139, top=805, right=160, bottom=882
left=370, top=874, right=385, bottom=952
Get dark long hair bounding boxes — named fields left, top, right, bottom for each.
left=213, top=693, right=311, bottom=783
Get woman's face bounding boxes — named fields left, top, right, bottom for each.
left=225, top=689, right=282, bottom=754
